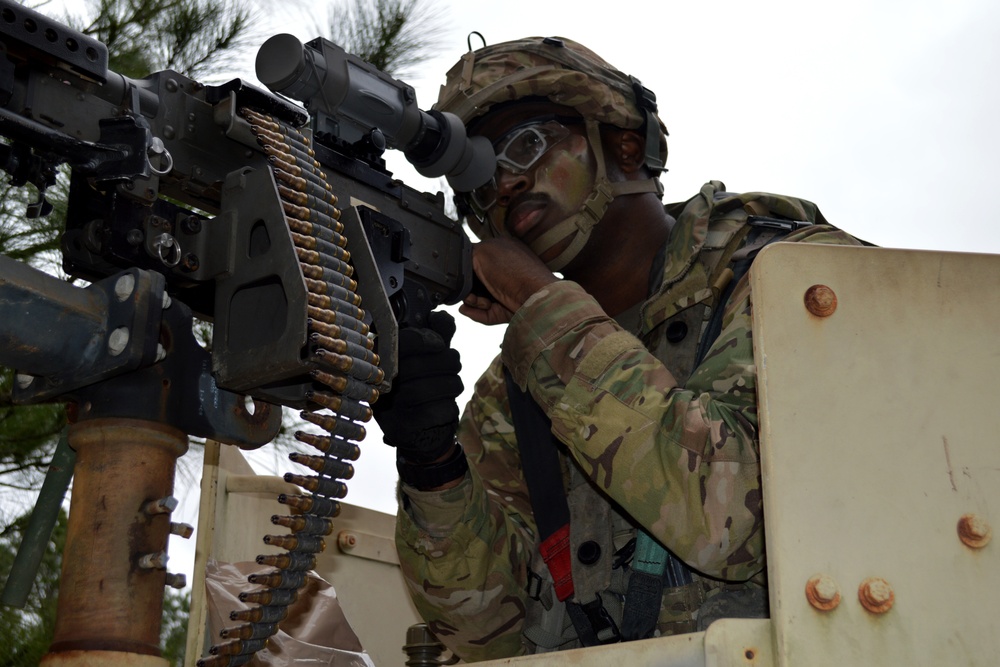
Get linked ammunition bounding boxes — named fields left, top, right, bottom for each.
left=229, top=604, right=288, bottom=623
left=209, top=637, right=269, bottom=655
left=283, top=473, right=348, bottom=500
left=239, top=586, right=300, bottom=606
left=297, top=249, right=356, bottom=287
left=293, top=431, right=362, bottom=460
left=287, top=217, right=348, bottom=249
left=312, top=348, right=384, bottom=384
left=262, top=532, right=326, bottom=553
left=308, top=318, right=374, bottom=353
left=299, top=411, right=367, bottom=441
left=288, top=452, right=355, bottom=480
left=248, top=568, right=307, bottom=589
left=282, top=197, right=342, bottom=230
left=219, top=621, right=279, bottom=641
left=256, top=550, right=318, bottom=571
left=278, top=493, right=341, bottom=518
left=293, top=233, right=352, bottom=265
left=310, top=335, right=378, bottom=368
left=304, top=390, right=372, bottom=422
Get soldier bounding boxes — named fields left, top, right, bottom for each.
left=371, top=36, right=863, bottom=661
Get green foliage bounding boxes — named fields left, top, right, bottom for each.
left=0, top=369, right=66, bottom=487
left=327, top=0, right=446, bottom=77
left=68, top=0, right=257, bottom=79
left=0, top=506, right=191, bottom=665
left=0, top=508, right=66, bottom=667
left=0, top=0, right=258, bottom=490
left=0, top=1, right=246, bottom=654
left=161, top=586, right=191, bottom=666
left=0, top=178, right=67, bottom=272
left=0, top=0, right=443, bottom=659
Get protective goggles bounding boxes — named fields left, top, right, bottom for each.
left=462, top=119, right=578, bottom=224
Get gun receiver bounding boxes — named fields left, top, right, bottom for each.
left=0, top=2, right=487, bottom=662
left=0, top=2, right=480, bottom=410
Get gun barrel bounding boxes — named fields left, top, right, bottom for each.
left=0, top=0, right=109, bottom=83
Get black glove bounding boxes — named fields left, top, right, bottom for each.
left=372, top=311, right=466, bottom=488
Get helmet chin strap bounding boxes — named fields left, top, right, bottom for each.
left=527, top=120, right=662, bottom=271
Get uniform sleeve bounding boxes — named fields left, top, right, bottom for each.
left=501, top=226, right=862, bottom=581
left=394, top=357, right=537, bottom=662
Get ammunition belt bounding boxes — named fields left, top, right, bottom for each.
left=197, top=108, right=382, bottom=666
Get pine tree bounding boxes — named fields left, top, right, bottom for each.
left=0, top=0, right=446, bottom=660
left=0, top=1, right=256, bottom=660
left=327, top=0, right=445, bottom=77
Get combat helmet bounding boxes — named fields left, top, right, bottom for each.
left=435, top=36, right=668, bottom=270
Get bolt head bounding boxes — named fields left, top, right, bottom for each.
left=858, top=577, right=894, bottom=614
left=805, top=284, right=838, bottom=317
left=806, top=573, right=841, bottom=611
left=114, top=274, right=136, bottom=301
left=958, top=513, right=992, bottom=549
left=338, top=531, right=358, bottom=550
left=107, top=327, right=130, bottom=356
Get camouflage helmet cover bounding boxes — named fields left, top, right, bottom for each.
left=434, top=36, right=668, bottom=169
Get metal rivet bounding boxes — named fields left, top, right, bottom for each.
left=805, top=573, right=841, bottom=611
left=107, top=326, right=130, bottom=356
left=858, top=577, right=894, bottom=614
left=114, top=274, right=135, bottom=301
left=338, top=531, right=358, bottom=550
left=804, top=284, right=837, bottom=317
left=958, top=513, right=991, bottom=549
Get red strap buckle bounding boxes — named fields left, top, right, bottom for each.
left=539, top=523, right=574, bottom=602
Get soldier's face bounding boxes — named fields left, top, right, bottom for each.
left=471, top=102, right=598, bottom=256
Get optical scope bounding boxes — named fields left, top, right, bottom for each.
left=256, top=34, right=495, bottom=193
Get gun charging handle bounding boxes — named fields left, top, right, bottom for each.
left=254, top=34, right=495, bottom=192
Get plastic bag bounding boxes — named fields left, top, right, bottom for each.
left=204, top=558, right=376, bottom=666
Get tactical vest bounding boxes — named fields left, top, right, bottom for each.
left=515, top=181, right=823, bottom=653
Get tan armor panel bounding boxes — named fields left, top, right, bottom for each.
left=470, top=243, right=1000, bottom=666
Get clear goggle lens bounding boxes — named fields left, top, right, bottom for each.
left=465, top=120, right=574, bottom=224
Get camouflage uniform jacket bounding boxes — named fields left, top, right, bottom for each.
left=395, top=181, right=863, bottom=662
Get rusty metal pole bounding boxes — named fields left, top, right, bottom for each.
left=41, top=418, right=188, bottom=667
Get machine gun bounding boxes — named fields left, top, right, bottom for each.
left=0, top=2, right=495, bottom=665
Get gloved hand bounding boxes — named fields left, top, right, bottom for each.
left=372, top=311, right=464, bottom=467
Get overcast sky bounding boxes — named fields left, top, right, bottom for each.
left=248, top=0, right=1000, bottom=513
left=26, top=0, right=1000, bottom=587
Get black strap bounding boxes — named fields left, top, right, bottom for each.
left=505, top=367, right=622, bottom=646
left=567, top=596, right=621, bottom=645
left=504, top=368, right=568, bottom=542
left=620, top=570, right=664, bottom=641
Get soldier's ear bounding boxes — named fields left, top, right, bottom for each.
left=608, top=129, right=646, bottom=175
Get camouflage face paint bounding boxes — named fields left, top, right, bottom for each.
left=531, top=134, right=596, bottom=229
left=488, top=132, right=597, bottom=246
